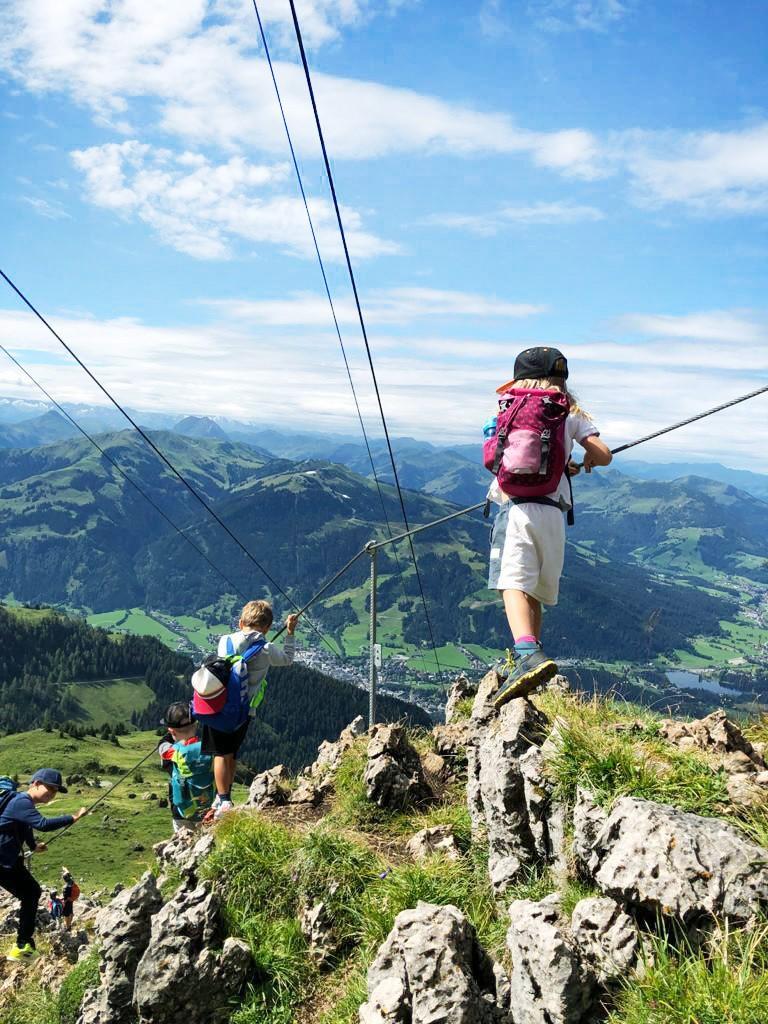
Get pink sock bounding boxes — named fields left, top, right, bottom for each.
left=515, top=635, right=537, bottom=645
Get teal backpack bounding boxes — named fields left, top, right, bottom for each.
left=166, top=739, right=214, bottom=822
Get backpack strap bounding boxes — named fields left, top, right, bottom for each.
left=240, top=637, right=267, bottom=663
left=511, top=490, right=575, bottom=526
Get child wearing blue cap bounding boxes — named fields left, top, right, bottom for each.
left=0, top=768, right=87, bottom=961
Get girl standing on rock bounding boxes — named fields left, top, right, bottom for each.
left=484, top=347, right=612, bottom=706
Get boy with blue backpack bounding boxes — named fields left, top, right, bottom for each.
left=192, top=600, right=298, bottom=818
left=158, top=703, right=215, bottom=832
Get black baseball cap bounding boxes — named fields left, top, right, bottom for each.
left=513, top=347, right=569, bottom=381
left=160, top=702, right=193, bottom=728
left=29, top=769, right=67, bottom=793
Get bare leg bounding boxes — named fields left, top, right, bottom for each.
left=502, top=590, right=541, bottom=642
left=227, top=758, right=237, bottom=795
left=213, top=756, right=232, bottom=795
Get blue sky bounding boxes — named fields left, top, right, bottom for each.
left=1, top=1, right=767, bottom=469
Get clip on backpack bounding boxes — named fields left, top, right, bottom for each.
left=483, top=387, right=575, bottom=525
left=191, top=636, right=267, bottom=733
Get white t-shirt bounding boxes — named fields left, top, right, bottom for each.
left=487, top=411, right=599, bottom=509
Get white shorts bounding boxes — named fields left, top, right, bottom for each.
left=487, top=502, right=565, bottom=606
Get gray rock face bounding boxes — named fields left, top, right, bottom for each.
left=154, top=829, right=215, bottom=881
left=445, top=675, right=478, bottom=724
left=405, top=825, right=462, bottom=862
left=589, top=796, right=768, bottom=923
left=49, top=928, right=89, bottom=964
left=359, top=902, right=508, bottom=1023
left=572, top=788, right=608, bottom=874
left=364, top=724, right=432, bottom=809
left=247, top=764, right=291, bottom=808
left=520, top=746, right=567, bottom=871
left=78, top=873, right=162, bottom=1024
left=307, top=715, right=367, bottom=785
left=570, top=897, right=641, bottom=985
left=300, top=901, right=337, bottom=967
left=132, top=882, right=251, bottom=1024
left=507, top=894, right=594, bottom=1024
left=471, top=668, right=504, bottom=724
left=476, top=699, right=550, bottom=892
left=659, top=710, right=766, bottom=769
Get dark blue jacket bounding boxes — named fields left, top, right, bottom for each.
left=0, top=794, right=73, bottom=869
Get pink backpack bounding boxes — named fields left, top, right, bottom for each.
left=483, top=387, right=570, bottom=503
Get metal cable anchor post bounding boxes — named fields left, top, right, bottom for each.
left=366, top=541, right=379, bottom=728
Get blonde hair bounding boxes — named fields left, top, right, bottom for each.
left=240, top=599, right=273, bottom=631
left=511, top=377, right=591, bottom=420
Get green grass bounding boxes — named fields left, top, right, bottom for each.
left=66, top=677, right=155, bottom=726
left=609, top=923, right=768, bottom=1024
left=0, top=729, right=174, bottom=888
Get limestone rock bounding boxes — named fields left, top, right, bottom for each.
left=570, top=897, right=641, bottom=985
left=78, top=873, right=162, bottom=1024
left=572, top=788, right=608, bottom=875
left=466, top=741, right=486, bottom=837
left=471, top=668, right=504, bottom=724
left=300, top=901, right=337, bottom=967
left=247, top=764, right=291, bottom=808
left=364, top=724, right=432, bottom=809
left=132, top=882, right=251, bottom=1024
left=520, top=745, right=567, bottom=870
left=405, top=825, right=462, bottom=862
left=726, top=773, right=766, bottom=808
left=589, top=796, right=768, bottom=924
left=359, top=901, right=507, bottom=1023
left=288, top=776, right=323, bottom=805
left=546, top=673, right=571, bottom=693
left=659, top=711, right=766, bottom=769
left=307, top=715, right=367, bottom=783
left=153, top=829, right=215, bottom=879
left=49, top=928, right=89, bottom=964
left=445, top=675, right=478, bottom=724
left=476, top=699, right=549, bottom=892
left=433, top=720, right=476, bottom=775
left=507, top=894, right=594, bottom=1024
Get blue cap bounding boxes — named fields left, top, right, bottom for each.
left=29, top=769, right=67, bottom=793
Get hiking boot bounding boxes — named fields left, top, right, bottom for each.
left=213, top=799, right=234, bottom=820
left=493, top=646, right=557, bottom=707
left=493, top=651, right=516, bottom=680
left=6, top=943, right=38, bottom=962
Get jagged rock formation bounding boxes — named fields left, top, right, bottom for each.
left=444, top=674, right=477, bottom=724
left=359, top=902, right=508, bottom=1023
left=405, top=825, right=462, bottom=862
left=133, top=883, right=251, bottom=1024
left=300, top=901, right=338, bottom=967
left=588, top=796, right=768, bottom=924
left=572, top=787, right=608, bottom=875
left=247, top=764, right=292, bottom=809
left=364, top=723, right=433, bottom=809
left=78, top=873, right=163, bottom=1024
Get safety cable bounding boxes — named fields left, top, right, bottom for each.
left=44, top=742, right=161, bottom=847
left=0, top=341, right=249, bottom=604
left=0, top=267, right=341, bottom=658
left=284, top=0, right=445, bottom=683
left=250, top=1, right=431, bottom=678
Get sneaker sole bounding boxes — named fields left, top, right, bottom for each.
left=493, top=659, right=558, bottom=708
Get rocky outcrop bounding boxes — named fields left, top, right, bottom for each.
left=588, top=796, right=768, bottom=924
left=659, top=710, right=766, bottom=769
left=506, top=893, right=640, bottom=1024
left=445, top=675, right=478, bottom=724
left=570, top=897, right=641, bottom=984
left=507, top=895, right=594, bottom=1024
left=359, top=902, right=508, bottom=1023
left=405, top=825, right=462, bottom=862
left=475, top=698, right=550, bottom=893
left=364, top=724, right=432, bottom=809
left=78, top=873, right=163, bottom=1024
left=132, top=882, right=251, bottom=1024
left=153, top=829, right=215, bottom=882
left=247, top=764, right=292, bottom=809
left=471, top=668, right=504, bottom=724
left=520, top=745, right=567, bottom=872
left=300, top=901, right=337, bottom=967
left=572, top=788, right=608, bottom=875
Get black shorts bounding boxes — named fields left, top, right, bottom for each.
left=200, top=719, right=249, bottom=757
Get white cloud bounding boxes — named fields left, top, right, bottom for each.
left=624, top=123, right=768, bottom=213
left=427, top=201, right=604, bottom=234
left=528, top=0, right=631, bottom=33
left=615, top=310, right=766, bottom=346
left=0, top=1, right=604, bottom=176
left=1, top=303, right=766, bottom=470
left=21, top=196, right=71, bottom=220
left=205, top=288, right=546, bottom=326
left=71, top=140, right=398, bottom=261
